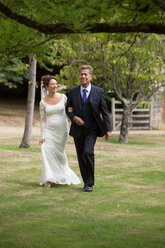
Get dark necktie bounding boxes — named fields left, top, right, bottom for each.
left=82, top=88, right=87, bottom=103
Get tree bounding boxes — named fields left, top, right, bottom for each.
left=50, top=33, right=165, bottom=143
left=0, top=0, right=165, bottom=34
left=0, top=11, right=58, bottom=148
left=19, top=54, right=37, bottom=148
left=108, top=35, right=165, bottom=143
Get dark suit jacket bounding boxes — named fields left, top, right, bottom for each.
left=66, top=84, right=112, bottom=137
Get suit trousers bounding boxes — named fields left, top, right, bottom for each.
left=74, top=133, right=97, bottom=187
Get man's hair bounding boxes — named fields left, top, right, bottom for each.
left=41, top=75, right=57, bottom=88
left=79, top=65, right=93, bottom=75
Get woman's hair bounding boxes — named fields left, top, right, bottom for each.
left=79, top=65, right=93, bottom=75
left=41, top=75, right=57, bottom=88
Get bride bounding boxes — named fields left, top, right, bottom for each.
left=39, top=75, right=81, bottom=187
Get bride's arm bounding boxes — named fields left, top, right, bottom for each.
left=68, top=107, right=73, bottom=112
left=63, top=94, right=73, bottom=113
left=39, top=101, right=46, bottom=145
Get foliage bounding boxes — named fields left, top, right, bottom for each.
left=108, top=34, right=165, bottom=104
left=0, top=1, right=164, bottom=94
left=0, top=14, right=54, bottom=62
left=50, top=33, right=165, bottom=143
left=0, top=58, right=29, bottom=88
left=52, top=33, right=165, bottom=102
left=0, top=0, right=165, bottom=90
left=52, top=34, right=112, bottom=102
left=0, top=13, right=59, bottom=87
left=0, top=0, right=165, bottom=34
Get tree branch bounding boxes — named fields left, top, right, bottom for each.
left=0, top=2, right=165, bottom=34
left=31, top=37, right=54, bottom=48
left=117, top=33, right=138, bottom=61
left=151, top=0, right=165, bottom=11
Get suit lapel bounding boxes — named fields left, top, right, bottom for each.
left=76, top=85, right=82, bottom=112
left=89, top=84, right=95, bottom=103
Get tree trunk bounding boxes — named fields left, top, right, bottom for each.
left=119, top=104, right=132, bottom=143
left=19, top=54, right=37, bottom=148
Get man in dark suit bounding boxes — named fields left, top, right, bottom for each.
left=66, top=65, right=112, bottom=192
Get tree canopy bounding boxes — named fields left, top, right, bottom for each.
left=0, top=0, right=165, bottom=35
left=53, top=33, right=165, bottom=96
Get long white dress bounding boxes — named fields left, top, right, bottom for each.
left=39, top=94, right=81, bottom=185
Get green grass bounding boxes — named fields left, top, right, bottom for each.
left=0, top=134, right=165, bottom=248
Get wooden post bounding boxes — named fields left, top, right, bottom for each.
left=111, top=98, right=115, bottom=131
left=149, top=100, right=153, bottom=130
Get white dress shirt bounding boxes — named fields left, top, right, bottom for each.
left=80, top=83, right=91, bottom=99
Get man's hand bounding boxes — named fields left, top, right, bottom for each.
left=105, top=131, right=111, bottom=140
left=74, top=116, right=84, bottom=126
left=39, top=138, right=45, bottom=145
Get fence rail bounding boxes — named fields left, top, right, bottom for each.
left=111, top=98, right=153, bottom=131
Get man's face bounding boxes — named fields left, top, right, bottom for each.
left=79, top=69, right=92, bottom=88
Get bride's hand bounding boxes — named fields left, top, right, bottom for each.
left=68, top=107, right=73, bottom=112
left=41, top=80, right=44, bottom=88
left=39, top=138, right=45, bottom=145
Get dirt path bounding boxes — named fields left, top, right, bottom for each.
left=1, top=125, right=165, bottom=139
left=0, top=126, right=41, bottom=138
left=0, top=98, right=165, bottom=139
left=0, top=98, right=40, bottom=138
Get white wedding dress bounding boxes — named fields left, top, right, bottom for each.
left=39, top=94, right=81, bottom=185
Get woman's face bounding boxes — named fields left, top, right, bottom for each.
left=47, top=79, right=58, bottom=93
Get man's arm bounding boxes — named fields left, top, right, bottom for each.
left=100, top=89, right=112, bottom=138
left=66, top=90, right=84, bottom=126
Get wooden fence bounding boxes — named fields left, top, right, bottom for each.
left=111, top=98, right=154, bottom=131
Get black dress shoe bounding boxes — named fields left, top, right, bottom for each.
left=81, top=184, right=86, bottom=192
left=84, top=186, right=93, bottom=192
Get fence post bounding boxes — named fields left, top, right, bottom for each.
left=111, top=98, right=115, bottom=131
left=149, top=100, right=153, bottom=130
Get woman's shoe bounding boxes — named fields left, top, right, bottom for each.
left=44, top=181, right=51, bottom=188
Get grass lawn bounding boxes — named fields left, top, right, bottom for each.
left=0, top=133, right=165, bottom=248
